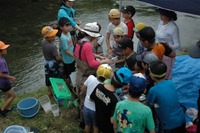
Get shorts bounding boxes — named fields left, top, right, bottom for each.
left=0, top=87, right=12, bottom=92
left=45, top=60, right=62, bottom=86
left=83, top=106, right=97, bottom=126
left=63, top=61, right=75, bottom=79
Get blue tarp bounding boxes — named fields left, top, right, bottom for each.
left=138, top=0, right=200, bottom=16
left=172, top=55, right=200, bottom=109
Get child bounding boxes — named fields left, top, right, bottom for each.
left=146, top=61, right=186, bottom=132
left=0, top=41, right=16, bottom=117
left=41, top=26, right=62, bottom=97
left=118, top=36, right=137, bottom=71
left=81, top=64, right=112, bottom=133
left=90, top=67, right=132, bottom=133
left=120, top=5, right=136, bottom=40
left=112, top=27, right=126, bottom=68
left=113, top=75, right=155, bottom=133
left=106, top=8, right=128, bottom=53
left=59, top=17, right=76, bottom=88
left=92, top=22, right=104, bottom=54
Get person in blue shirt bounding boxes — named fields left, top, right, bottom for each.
left=146, top=60, right=186, bottom=133
left=58, top=0, right=81, bottom=31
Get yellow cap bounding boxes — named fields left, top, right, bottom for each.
left=134, top=22, right=147, bottom=32
left=109, top=9, right=120, bottom=19
left=0, top=41, right=9, bottom=50
left=113, top=27, right=124, bottom=36
left=41, top=26, right=58, bottom=38
left=96, top=64, right=112, bottom=79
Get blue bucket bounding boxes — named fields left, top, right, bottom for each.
left=17, top=97, right=40, bottom=118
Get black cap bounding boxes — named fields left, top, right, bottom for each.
left=118, top=37, right=133, bottom=50
left=121, top=5, right=136, bottom=16
left=188, top=40, right=200, bottom=58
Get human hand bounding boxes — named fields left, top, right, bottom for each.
left=10, top=76, right=16, bottom=81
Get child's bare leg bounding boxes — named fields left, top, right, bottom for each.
left=1, top=89, right=15, bottom=111
left=93, top=126, right=99, bottom=133
left=84, top=125, right=91, bottom=133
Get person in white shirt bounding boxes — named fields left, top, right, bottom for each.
left=155, top=8, right=180, bottom=79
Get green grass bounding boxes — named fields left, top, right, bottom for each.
left=0, top=88, right=83, bottom=133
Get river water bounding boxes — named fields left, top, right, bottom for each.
left=0, top=0, right=200, bottom=94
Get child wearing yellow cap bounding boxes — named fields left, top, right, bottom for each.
left=0, top=41, right=16, bottom=117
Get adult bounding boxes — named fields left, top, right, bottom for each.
left=58, top=0, right=81, bottom=31
left=74, top=22, right=110, bottom=126
left=156, top=8, right=181, bottom=79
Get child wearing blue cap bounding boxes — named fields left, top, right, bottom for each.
left=90, top=67, right=132, bottom=133
left=113, top=75, right=155, bottom=133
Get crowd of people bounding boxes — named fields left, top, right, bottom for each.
left=1, top=0, right=200, bottom=133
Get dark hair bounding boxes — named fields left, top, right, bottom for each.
left=138, top=27, right=155, bottom=43
left=58, top=17, right=70, bottom=27
left=149, top=61, right=167, bottom=80
left=0, top=50, right=2, bottom=53
left=129, top=89, right=143, bottom=98
left=111, top=76, right=123, bottom=88
left=156, top=8, right=177, bottom=21
left=97, top=76, right=106, bottom=82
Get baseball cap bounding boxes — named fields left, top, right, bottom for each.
left=113, top=27, right=124, bottom=36
left=129, top=75, right=146, bottom=94
left=0, top=41, right=10, bottom=50
left=188, top=40, right=200, bottom=58
left=136, top=51, right=159, bottom=64
left=109, top=9, right=120, bottom=19
left=137, top=26, right=155, bottom=42
left=41, top=26, right=58, bottom=38
left=81, top=22, right=101, bottom=37
left=118, top=37, right=133, bottom=50
left=120, top=5, right=136, bottom=16
left=133, top=22, right=147, bottom=33
left=114, top=67, right=132, bottom=85
left=96, top=64, right=112, bottom=80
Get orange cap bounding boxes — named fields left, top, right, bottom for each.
left=41, top=26, right=58, bottom=38
left=0, top=41, right=10, bottom=50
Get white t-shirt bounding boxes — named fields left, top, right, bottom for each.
left=106, top=21, right=128, bottom=48
left=84, top=75, right=100, bottom=111
left=156, top=20, right=181, bottom=52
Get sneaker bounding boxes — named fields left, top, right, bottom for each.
left=0, top=109, right=7, bottom=117
left=139, top=94, right=146, bottom=103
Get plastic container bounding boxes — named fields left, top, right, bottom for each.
left=3, top=125, right=28, bottom=133
left=51, top=104, right=59, bottom=117
left=50, top=78, right=72, bottom=100
left=38, top=95, right=51, bottom=113
left=17, top=97, right=40, bottom=118
left=99, top=53, right=117, bottom=70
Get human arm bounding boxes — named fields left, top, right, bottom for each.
left=0, top=73, right=16, bottom=81
left=65, top=50, right=76, bottom=58
left=161, top=43, right=176, bottom=58
left=106, top=32, right=112, bottom=51
left=171, top=26, right=181, bottom=50
left=112, top=118, right=117, bottom=133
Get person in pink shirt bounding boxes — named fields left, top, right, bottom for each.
left=74, top=22, right=110, bottom=127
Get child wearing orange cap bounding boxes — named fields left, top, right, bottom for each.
left=41, top=26, right=62, bottom=97
left=0, top=41, right=16, bottom=117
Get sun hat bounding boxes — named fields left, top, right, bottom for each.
left=41, top=26, right=58, bottom=38
left=96, top=64, right=112, bottom=79
left=188, top=40, right=200, bottom=58
left=81, top=22, right=101, bottom=37
left=0, top=41, right=10, bottom=50
left=68, top=0, right=75, bottom=1
left=108, top=9, right=120, bottom=19
left=136, top=51, right=159, bottom=64
left=133, top=22, right=147, bottom=33
left=113, top=27, right=124, bottom=36
left=156, top=8, right=177, bottom=21
left=118, top=37, right=133, bottom=50
left=120, top=5, right=136, bottom=16
left=114, top=67, right=132, bottom=85
left=129, top=75, right=146, bottom=94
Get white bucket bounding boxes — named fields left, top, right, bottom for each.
left=51, top=104, right=59, bottom=117
left=39, top=95, right=51, bottom=113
